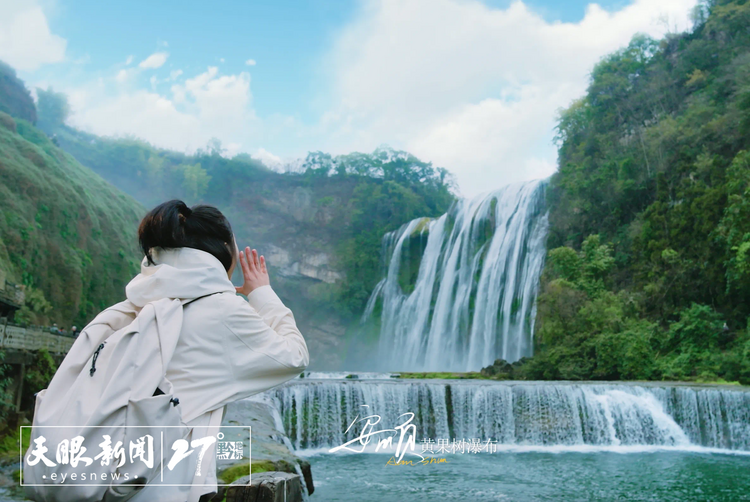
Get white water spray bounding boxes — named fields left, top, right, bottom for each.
left=265, top=380, right=750, bottom=452
left=363, top=179, right=549, bottom=371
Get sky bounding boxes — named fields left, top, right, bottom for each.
left=1, top=0, right=699, bottom=197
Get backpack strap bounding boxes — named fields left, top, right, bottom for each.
left=151, top=291, right=225, bottom=399
left=183, top=291, right=224, bottom=306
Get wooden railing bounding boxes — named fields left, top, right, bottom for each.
left=0, top=323, right=74, bottom=354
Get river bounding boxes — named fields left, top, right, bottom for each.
left=258, top=373, right=750, bottom=501
left=306, top=448, right=750, bottom=501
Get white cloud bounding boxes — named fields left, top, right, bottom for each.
left=174, top=67, right=254, bottom=133
left=220, top=58, right=225, bottom=63
left=224, top=142, right=242, bottom=157
left=0, top=0, right=66, bottom=71
left=71, top=90, right=202, bottom=150
left=138, top=51, right=169, bottom=69
left=115, top=69, right=130, bottom=82
left=125, top=55, right=134, bottom=65
left=69, top=66, right=258, bottom=155
left=147, top=71, right=183, bottom=89
left=49, top=0, right=702, bottom=198
left=322, top=0, right=699, bottom=196
left=254, top=148, right=283, bottom=169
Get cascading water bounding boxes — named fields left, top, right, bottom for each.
left=362, top=179, right=549, bottom=372
left=268, top=379, right=750, bottom=452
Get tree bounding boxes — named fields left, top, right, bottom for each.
left=181, top=163, right=211, bottom=201
left=521, top=0, right=750, bottom=383
left=36, top=87, right=70, bottom=128
left=0, top=60, right=37, bottom=123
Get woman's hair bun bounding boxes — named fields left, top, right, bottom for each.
left=177, top=201, right=192, bottom=223
left=138, top=199, right=236, bottom=272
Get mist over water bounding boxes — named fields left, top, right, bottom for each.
left=363, top=180, right=549, bottom=371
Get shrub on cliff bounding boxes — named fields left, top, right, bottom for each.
left=0, top=61, right=36, bottom=124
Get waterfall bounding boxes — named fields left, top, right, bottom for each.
left=267, top=380, right=750, bottom=452
left=362, top=179, right=549, bottom=371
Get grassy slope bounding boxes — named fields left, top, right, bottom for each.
left=0, top=112, right=144, bottom=327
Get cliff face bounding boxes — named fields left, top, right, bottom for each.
left=217, top=175, right=362, bottom=370
left=219, top=175, right=354, bottom=284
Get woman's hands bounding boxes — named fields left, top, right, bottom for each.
left=235, top=247, right=271, bottom=296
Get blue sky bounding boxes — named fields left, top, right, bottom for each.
left=42, top=0, right=359, bottom=121
left=2, top=0, right=698, bottom=196
left=42, top=0, right=630, bottom=119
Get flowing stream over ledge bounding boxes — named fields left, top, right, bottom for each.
left=264, top=377, right=750, bottom=453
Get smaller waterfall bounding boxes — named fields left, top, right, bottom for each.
left=268, top=380, right=750, bottom=452
left=363, top=180, right=549, bottom=371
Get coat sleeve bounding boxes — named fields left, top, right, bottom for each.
left=222, top=286, right=309, bottom=397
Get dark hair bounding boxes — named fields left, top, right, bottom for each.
left=138, top=200, right=236, bottom=271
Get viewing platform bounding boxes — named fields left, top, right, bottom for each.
left=0, top=323, right=75, bottom=355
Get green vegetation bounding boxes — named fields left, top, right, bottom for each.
left=0, top=66, right=141, bottom=427
left=217, top=459, right=278, bottom=484
left=19, top=349, right=58, bottom=412
left=497, top=0, right=750, bottom=384
left=0, top=349, right=58, bottom=427
left=0, top=62, right=36, bottom=124
left=0, top=110, right=143, bottom=328
left=0, top=427, right=29, bottom=499
left=34, top=89, right=455, bottom=319
left=0, top=350, right=12, bottom=421
left=396, top=372, right=488, bottom=380
left=321, top=151, right=453, bottom=313
left=35, top=86, right=226, bottom=208
left=0, top=60, right=454, bottom=373
left=0, top=426, right=30, bottom=464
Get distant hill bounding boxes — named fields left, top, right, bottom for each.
left=0, top=111, right=143, bottom=328
left=0, top=61, right=36, bottom=124
left=3, top=82, right=455, bottom=369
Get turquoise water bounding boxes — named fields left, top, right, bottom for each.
left=307, top=450, right=750, bottom=501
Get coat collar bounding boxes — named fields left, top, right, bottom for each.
left=125, top=247, right=236, bottom=307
